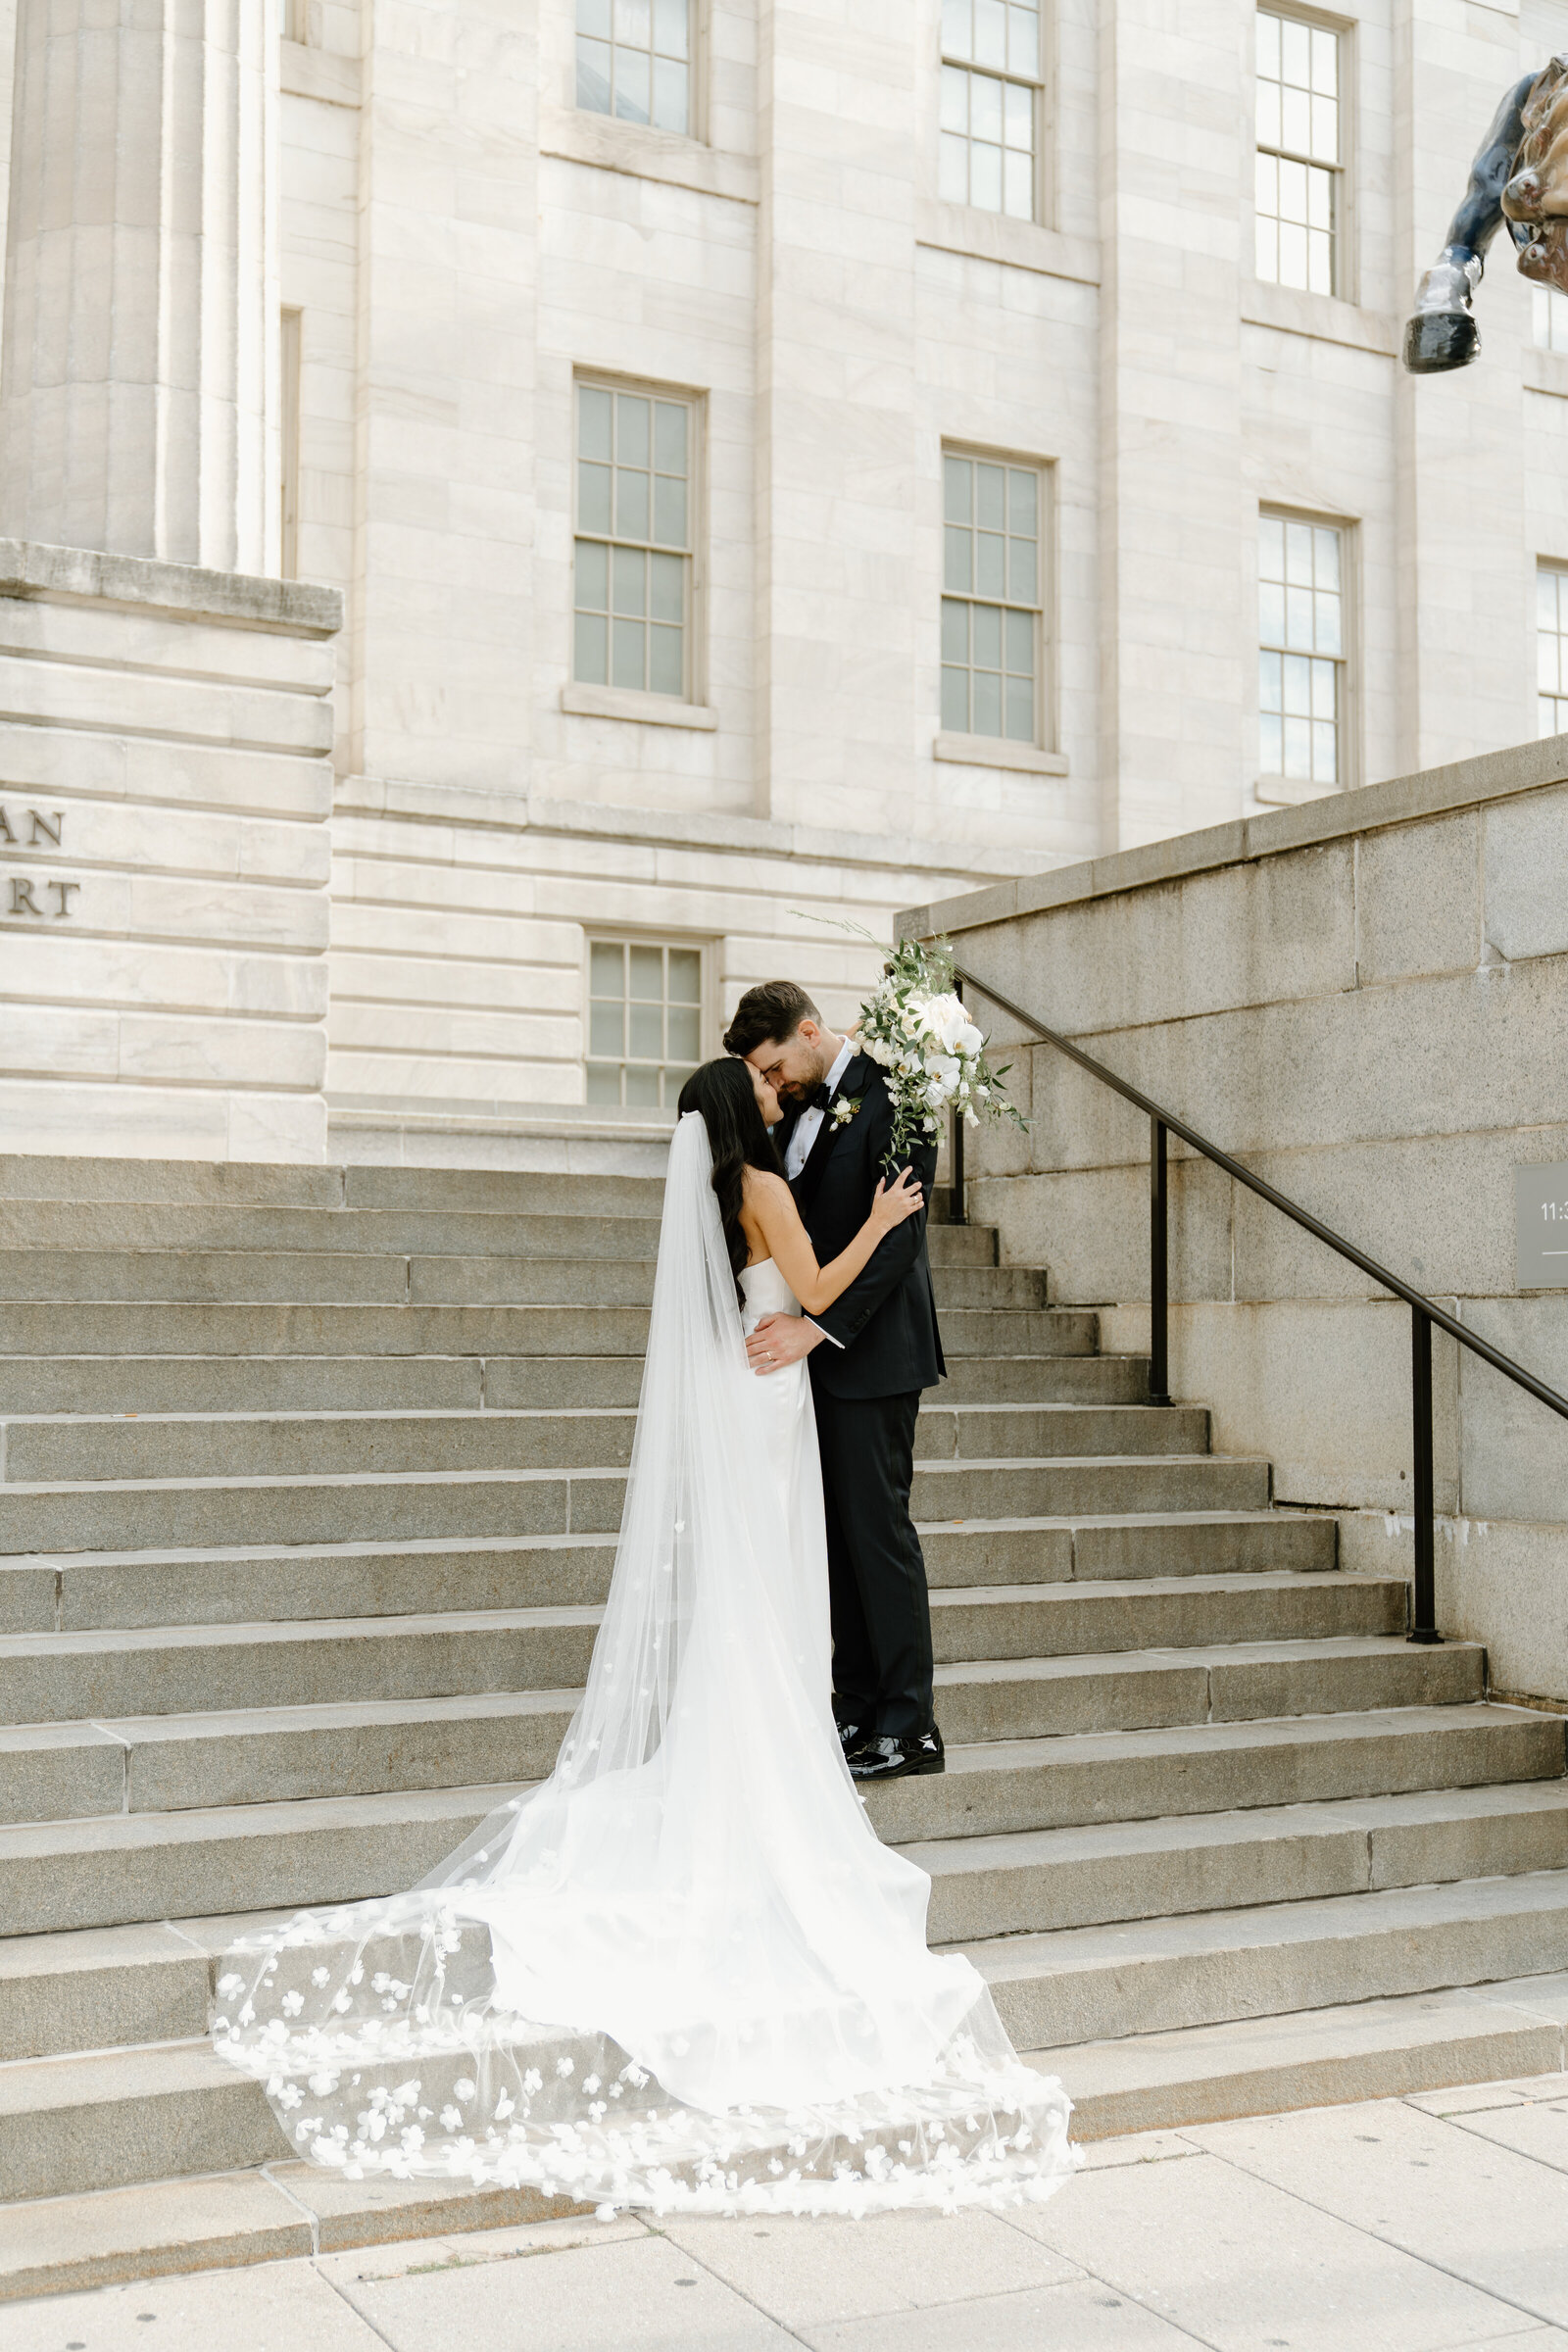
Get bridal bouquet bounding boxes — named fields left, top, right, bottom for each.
left=851, top=933, right=1028, bottom=1170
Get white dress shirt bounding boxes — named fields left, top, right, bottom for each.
left=783, top=1037, right=855, bottom=1179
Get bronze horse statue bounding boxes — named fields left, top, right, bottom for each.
left=1404, top=55, right=1568, bottom=371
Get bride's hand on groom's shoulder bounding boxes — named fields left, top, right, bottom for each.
left=869, top=1165, right=924, bottom=1234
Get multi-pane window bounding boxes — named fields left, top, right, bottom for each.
left=939, top=0, right=1043, bottom=220
left=574, top=381, right=693, bottom=701
left=576, top=0, right=691, bottom=134
left=1535, top=286, right=1568, bottom=352
left=586, top=940, right=702, bottom=1107
left=1255, top=10, right=1342, bottom=295
left=1259, top=513, right=1346, bottom=788
left=1537, top=564, right=1568, bottom=736
left=941, top=452, right=1043, bottom=744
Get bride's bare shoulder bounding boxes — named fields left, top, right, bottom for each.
left=742, top=1167, right=794, bottom=1214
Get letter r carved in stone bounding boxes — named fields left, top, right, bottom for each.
left=8, top=877, right=41, bottom=915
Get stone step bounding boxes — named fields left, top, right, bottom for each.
left=0, top=1301, right=662, bottom=1359
left=916, top=1509, right=1338, bottom=1588
left=0, top=2038, right=286, bottom=2202
left=0, top=1515, right=1340, bottom=1635
left=930, top=1635, right=1486, bottom=1743
left=0, top=1616, right=1466, bottom=1747
left=0, top=1452, right=1269, bottom=1554
left=0, top=1299, right=1098, bottom=1359
left=0, top=1704, right=1550, bottom=1942
left=0, top=1199, right=1002, bottom=1270
left=345, top=1164, right=667, bottom=1217
left=0, top=1400, right=1211, bottom=1486
left=0, top=1201, right=666, bottom=1261
left=0, top=1153, right=664, bottom=1218
left=1035, top=1973, right=1568, bottom=2141
left=10, top=1861, right=1568, bottom=2213
left=863, top=1705, right=1566, bottom=1843
left=0, top=1782, right=508, bottom=1937
left=970, top=1866, right=1568, bottom=2051
left=0, top=1348, right=1149, bottom=1417
left=0, top=1694, right=564, bottom=1831
left=916, top=1781, right=1568, bottom=1941
left=0, top=1626, right=1462, bottom=1827
left=0, top=2155, right=580, bottom=2302
left=0, top=1250, right=1045, bottom=1312
left=7, top=1981, right=1568, bottom=2294
left=12, top=1788, right=1568, bottom=2082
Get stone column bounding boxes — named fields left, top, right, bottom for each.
left=0, top=0, right=275, bottom=572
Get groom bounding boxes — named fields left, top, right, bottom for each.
left=723, top=979, right=946, bottom=1783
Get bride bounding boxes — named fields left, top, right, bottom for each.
left=210, top=1057, right=1078, bottom=2217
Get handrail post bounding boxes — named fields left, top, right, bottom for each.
left=1149, top=1116, right=1170, bottom=1407
left=1409, top=1305, right=1443, bottom=1644
left=949, top=980, right=967, bottom=1224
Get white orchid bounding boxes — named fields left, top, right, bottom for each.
left=798, top=919, right=1028, bottom=1168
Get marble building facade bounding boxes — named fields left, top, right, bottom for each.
left=3, top=0, right=1568, bottom=1164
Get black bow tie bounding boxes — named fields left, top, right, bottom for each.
left=806, top=1082, right=833, bottom=1111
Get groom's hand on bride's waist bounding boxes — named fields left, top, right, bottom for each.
left=747, top=1313, right=827, bottom=1374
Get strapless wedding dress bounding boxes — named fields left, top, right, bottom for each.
left=208, top=1119, right=1077, bottom=2217
left=738, top=1256, right=832, bottom=1688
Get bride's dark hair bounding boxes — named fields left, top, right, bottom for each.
left=677, top=1056, right=784, bottom=1306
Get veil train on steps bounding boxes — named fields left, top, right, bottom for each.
left=209, top=1113, right=1079, bottom=2218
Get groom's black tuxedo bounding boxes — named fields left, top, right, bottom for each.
left=780, top=1054, right=945, bottom=1740
left=782, top=1053, right=946, bottom=1398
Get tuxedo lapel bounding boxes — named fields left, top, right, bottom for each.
left=792, top=1054, right=869, bottom=1216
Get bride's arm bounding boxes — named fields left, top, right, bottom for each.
left=744, top=1167, right=923, bottom=1315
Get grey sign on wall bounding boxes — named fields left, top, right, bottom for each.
left=1517, top=1163, right=1568, bottom=1288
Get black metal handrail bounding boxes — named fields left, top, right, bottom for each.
left=946, top=960, right=1568, bottom=1644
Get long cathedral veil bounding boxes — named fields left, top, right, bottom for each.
left=210, top=1113, right=1078, bottom=2214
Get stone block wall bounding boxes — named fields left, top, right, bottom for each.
left=903, top=737, right=1568, bottom=1701
left=0, top=544, right=341, bottom=1161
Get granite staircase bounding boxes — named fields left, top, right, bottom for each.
left=2, top=1152, right=1567, bottom=2296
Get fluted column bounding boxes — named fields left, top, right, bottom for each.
left=0, top=0, right=275, bottom=571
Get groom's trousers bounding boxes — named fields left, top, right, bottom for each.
left=812, top=1389, right=934, bottom=1740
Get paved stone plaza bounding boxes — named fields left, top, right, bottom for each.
left=12, top=2079, right=1568, bottom=2352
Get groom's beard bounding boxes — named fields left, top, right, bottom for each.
left=777, top=1055, right=832, bottom=1110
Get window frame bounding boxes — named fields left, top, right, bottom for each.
left=938, top=442, right=1054, bottom=758
left=1252, top=4, right=1354, bottom=305
left=938, top=0, right=1051, bottom=227
left=1536, top=560, right=1568, bottom=740
left=571, top=370, right=705, bottom=709
left=583, top=932, right=710, bottom=1111
left=1534, top=285, right=1568, bottom=355
left=573, top=0, right=706, bottom=144
left=1255, top=503, right=1357, bottom=803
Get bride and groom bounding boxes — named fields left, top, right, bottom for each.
left=719, top=976, right=946, bottom=1785
left=211, top=977, right=1075, bottom=2217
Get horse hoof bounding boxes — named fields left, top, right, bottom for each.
left=1402, top=308, right=1480, bottom=372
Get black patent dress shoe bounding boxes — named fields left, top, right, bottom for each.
left=847, top=1725, right=946, bottom=1783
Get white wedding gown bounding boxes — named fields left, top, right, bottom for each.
left=210, top=1115, right=1078, bottom=2216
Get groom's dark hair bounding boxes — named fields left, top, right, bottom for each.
left=722, top=980, right=821, bottom=1058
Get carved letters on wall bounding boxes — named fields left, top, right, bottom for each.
left=0, top=803, right=80, bottom=918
